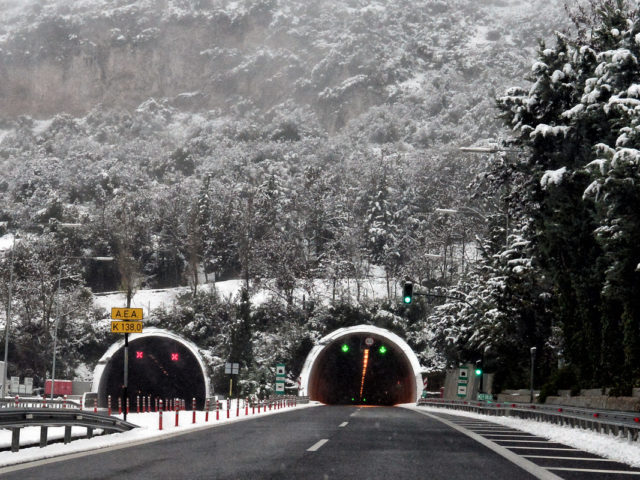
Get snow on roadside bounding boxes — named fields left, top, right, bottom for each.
left=407, top=405, right=640, bottom=468
left=0, top=402, right=319, bottom=469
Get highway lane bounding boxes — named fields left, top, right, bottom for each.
left=0, top=406, right=550, bottom=479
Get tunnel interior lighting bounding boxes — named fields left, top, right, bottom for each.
left=378, top=345, right=387, bottom=355
left=341, top=344, right=350, bottom=353
left=359, top=348, right=369, bottom=398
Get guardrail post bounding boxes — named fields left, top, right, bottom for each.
left=11, top=427, right=20, bottom=452
left=64, top=425, right=71, bottom=444
left=40, top=426, right=48, bottom=447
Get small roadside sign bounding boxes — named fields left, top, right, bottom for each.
left=225, top=362, right=239, bottom=375
left=111, top=321, right=143, bottom=333
left=111, top=308, right=144, bottom=320
left=275, top=363, right=286, bottom=395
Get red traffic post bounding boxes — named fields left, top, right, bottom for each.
left=159, top=400, right=163, bottom=430
left=94, top=397, right=98, bottom=413
left=137, top=395, right=140, bottom=414
left=192, top=398, right=196, bottom=424
left=42, top=396, right=47, bottom=408
left=175, top=405, right=179, bottom=427
left=63, top=395, right=67, bottom=409
left=14, top=395, right=18, bottom=407
left=118, top=397, right=122, bottom=415
left=236, top=399, right=240, bottom=418
left=245, top=398, right=249, bottom=416
left=108, top=395, right=112, bottom=416
left=127, top=397, right=130, bottom=415
left=205, top=398, right=210, bottom=422
left=216, top=401, right=220, bottom=421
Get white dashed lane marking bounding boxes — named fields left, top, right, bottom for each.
left=307, top=439, right=329, bottom=452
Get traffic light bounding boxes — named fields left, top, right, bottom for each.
left=475, top=360, right=482, bottom=376
left=402, top=282, right=413, bottom=304
left=341, top=344, right=350, bottom=353
left=378, top=345, right=387, bottom=355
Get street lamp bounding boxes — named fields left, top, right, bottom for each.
left=50, top=255, right=114, bottom=399
left=1, top=235, right=16, bottom=398
left=529, top=346, right=537, bottom=404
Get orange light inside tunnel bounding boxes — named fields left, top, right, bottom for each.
left=359, top=348, right=369, bottom=398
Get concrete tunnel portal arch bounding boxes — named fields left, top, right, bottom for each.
left=300, top=325, right=423, bottom=405
left=92, top=328, right=210, bottom=409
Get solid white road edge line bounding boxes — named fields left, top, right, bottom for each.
left=339, top=422, right=348, bottom=427
left=523, top=456, right=618, bottom=461
left=307, top=439, right=329, bottom=452
left=407, top=408, right=563, bottom=480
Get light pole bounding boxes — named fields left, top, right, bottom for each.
left=459, top=145, right=518, bottom=247
left=1, top=235, right=16, bottom=398
left=529, top=346, right=537, bottom=404
left=50, top=256, right=114, bottom=399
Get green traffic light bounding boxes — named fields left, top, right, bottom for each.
left=341, top=344, right=350, bottom=353
left=403, top=295, right=412, bottom=304
left=351, top=397, right=355, bottom=402
left=475, top=368, right=482, bottom=376
left=363, top=398, right=366, bottom=402
left=379, top=345, right=387, bottom=354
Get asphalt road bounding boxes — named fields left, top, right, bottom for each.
left=1, top=405, right=637, bottom=480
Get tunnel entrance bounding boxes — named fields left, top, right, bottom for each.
left=301, top=326, right=422, bottom=406
left=93, top=329, right=209, bottom=409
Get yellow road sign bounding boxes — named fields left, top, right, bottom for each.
left=111, top=321, right=143, bottom=334
left=111, top=308, right=144, bottom=320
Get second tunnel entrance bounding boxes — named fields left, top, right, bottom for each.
left=302, top=326, right=421, bottom=405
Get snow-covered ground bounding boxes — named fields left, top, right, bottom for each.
left=406, top=405, right=640, bottom=468
left=0, top=401, right=318, bottom=468
left=93, top=274, right=394, bottom=315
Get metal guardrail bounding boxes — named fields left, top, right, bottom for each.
left=0, top=408, right=137, bottom=452
left=0, top=397, right=81, bottom=409
left=417, top=398, right=640, bottom=442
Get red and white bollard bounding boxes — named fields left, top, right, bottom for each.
left=236, top=399, right=240, bottom=418
left=63, top=395, right=67, bottom=409
left=42, top=396, right=47, bottom=408
left=258, top=401, right=261, bottom=414
left=14, top=395, right=19, bottom=407
left=94, top=397, right=98, bottom=413
left=216, top=401, right=220, bottom=421
left=108, top=395, right=112, bottom=416
left=205, top=399, right=210, bottom=422
left=175, top=404, right=179, bottom=427
left=126, top=398, right=130, bottom=415
left=245, top=398, right=249, bottom=416
left=137, top=395, right=140, bottom=414
left=192, top=397, right=196, bottom=424
left=118, top=397, right=122, bottom=415
left=159, top=400, right=163, bottom=430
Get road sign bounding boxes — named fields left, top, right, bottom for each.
left=111, top=321, right=143, bottom=333
left=275, top=364, right=286, bottom=395
left=111, top=308, right=143, bottom=320
left=457, top=385, right=467, bottom=396
left=225, top=362, right=239, bottom=375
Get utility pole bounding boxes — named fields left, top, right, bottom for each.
left=530, top=346, right=537, bottom=404
left=1, top=236, right=15, bottom=398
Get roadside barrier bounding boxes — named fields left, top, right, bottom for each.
left=417, top=398, right=640, bottom=442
